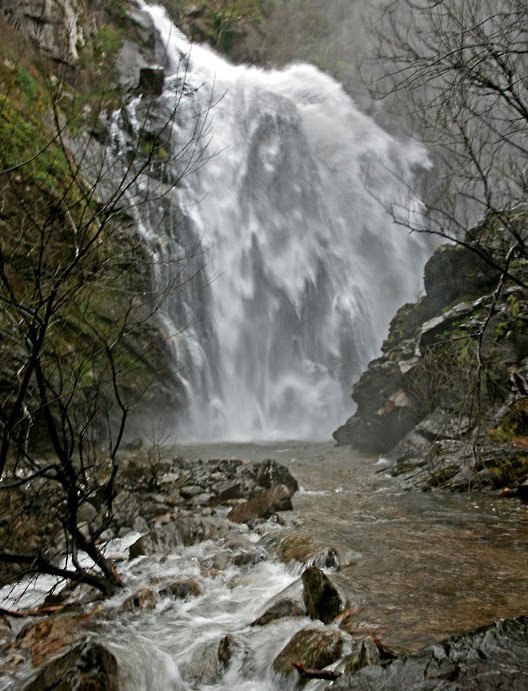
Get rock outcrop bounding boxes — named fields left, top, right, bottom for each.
left=0, top=0, right=92, bottom=65
left=334, top=615, right=528, bottom=690
left=334, top=238, right=528, bottom=492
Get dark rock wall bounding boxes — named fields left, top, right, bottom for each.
left=334, top=240, right=528, bottom=492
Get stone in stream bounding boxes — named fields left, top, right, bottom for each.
left=240, top=459, right=300, bottom=496
left=158, top=577, right=202, bottom=599
left=276, top=533, right=358, bottom=570
left=121, top=587, right=158, bottom=611
left=218, top=634, right=243, bottom=668
left=302, top=566, right=347, bottom=624
left=251, top=597, right=305, bottom=626
left=19, top=640, right=119, bottom=691
left=183, top=640, right=223, bottom=685
left=227, top=484, right=293, bottom=524
left=272, top=627, right=351, bottom=678
left=16, top=614, right=91, bottom=667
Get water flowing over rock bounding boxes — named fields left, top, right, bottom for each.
left=19, top=640, right=119, bottom=691
left=109, top=2, right=431, bottom=441
left=251, top=598, right=305, bottom=626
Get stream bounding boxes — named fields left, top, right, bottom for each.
left=97, top=442, right=528, bottom=689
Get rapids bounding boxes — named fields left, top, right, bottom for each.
left=114, top=2, right=432, bottom=441
left=68, top=444, right=528, bottom=688
left=2, top=444, right=528, bottom=691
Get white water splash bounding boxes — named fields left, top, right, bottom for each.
left=121, top=3, right=431, bottom=441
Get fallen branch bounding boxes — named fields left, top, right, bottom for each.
left=292, top=662, right=342, bottom=680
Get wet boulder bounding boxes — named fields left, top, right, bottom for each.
left=276, top=533, right=357, bottom=570
left=227, top=484, right=293, bottom=524
left=240, top=459, right=299, bottom=496
left=121, top=588, right=158, bottom=611
left=183, top=641, right=222, bottom=685
left=158, top=577, right=202, bottom=599
left=20, top=640, right=119, bottom=691
left=129, top=514, right=234, bottom=558
left=273, top=627, right=351, bottom=678
left=302, top=566, right=347, bottom=624
left=252, top=598, right=305, bottom=626
left=16, top=614, right=90, bottom=667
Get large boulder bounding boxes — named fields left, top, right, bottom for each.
left=20, top=640, right=119, bottom=691
left=273, top=627, right=351, bottom=678
left=239, top=459, right=299, bottom=496
left=227, top=484, right=293, bottom=524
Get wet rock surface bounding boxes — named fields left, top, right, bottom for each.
left=19, top=640, right=119, bottom=691
left=334, top=242, right=528, bottom=493
left=0, top=455, right=299, bottom=687
left=251, top=598, right=305, bottom=626
left=334, top=615, right=528, bottom=690
left=275, top=532, right=356, bottom=570
left=302, top=566, right=347, bottom=624
left=273, top=627, right=351, bottom=678
left=227, top=484, right=293, bottom=524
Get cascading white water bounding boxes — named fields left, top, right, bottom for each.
left=116, top=2, right=432, bottom=441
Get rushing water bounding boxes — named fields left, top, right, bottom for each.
left=2, top=442, right=528, bottom=690
left=112, top=2, right=432, bottom=441
left=99, top=443, right=528, bottom=689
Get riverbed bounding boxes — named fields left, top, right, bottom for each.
left=168, top=441, right=528, bottom=651
left=3, top=441, right=528, bottom=690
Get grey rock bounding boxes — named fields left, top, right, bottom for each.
left=333, top=615, right=528, bottom=690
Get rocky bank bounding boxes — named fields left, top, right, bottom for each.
left=3, top=453, right=528, bottom=690
left=334, top=226, right=528, bottom=494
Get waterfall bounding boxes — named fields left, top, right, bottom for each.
left=113, top=3, right=431, bottom=442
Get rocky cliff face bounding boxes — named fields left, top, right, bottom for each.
left=334, top=233, right=528, bottom=493
left=0, top=0, right=93, bottom=65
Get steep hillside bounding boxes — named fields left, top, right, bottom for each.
left=0, top=2, right=180, bottom=449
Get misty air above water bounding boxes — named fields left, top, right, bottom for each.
left=113, top=2, right=432, bottom=442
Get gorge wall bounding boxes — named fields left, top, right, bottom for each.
left=334, top=224, right=528, bottom=493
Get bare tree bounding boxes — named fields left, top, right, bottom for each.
left=366, top=0, right=528, bottom=285
left=0, top=45, right=211, bottom=596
